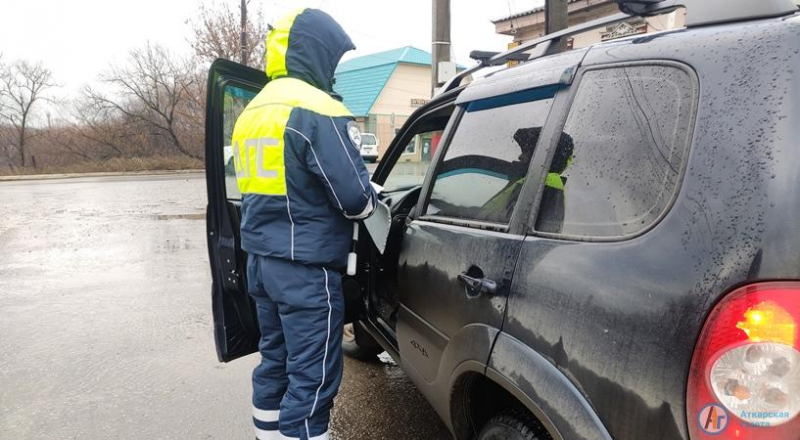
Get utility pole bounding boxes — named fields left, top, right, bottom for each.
left=545, top=0, right=569, bottom=51
left=431, top=0, right=451, bottom=96
left=240, top=0, right=248, bottom=65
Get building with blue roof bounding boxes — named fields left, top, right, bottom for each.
left=334, top=46, right=459, bottom=160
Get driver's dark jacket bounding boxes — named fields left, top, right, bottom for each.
left=231, top=8, right=376, bottom=268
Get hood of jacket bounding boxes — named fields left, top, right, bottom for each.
left=265, top=8, right=355, bottom=93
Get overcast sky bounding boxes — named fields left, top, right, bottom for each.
left=0, top=0, right=543, bottom=106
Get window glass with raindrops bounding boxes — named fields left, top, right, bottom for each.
left=536, top=64, right=697, bottom=238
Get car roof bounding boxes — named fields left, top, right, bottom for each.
left=456, top=9, right=799, bottom=105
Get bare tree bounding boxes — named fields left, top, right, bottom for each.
left=85, top=43, right=203, bottom=160
left=0, top=53, right=10, bottom=168
left=188, top=1, right=267, bottom=68
left=0, top=53, right=5, bottom=116
left=72, top=95, right=151, bottom=159
left=0, top=60, right=57, bottom=167
left=173, top=69, right=207, bottom=155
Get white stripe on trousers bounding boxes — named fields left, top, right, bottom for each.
left=253, top=407, right=280, bottom=422
left=254, top=407, right=280, bottom=440
left=255, top=427, right=280, bottom=440
left=304, top=268, right=333, bottom=440
left=276, top=431, right=329, bottom=440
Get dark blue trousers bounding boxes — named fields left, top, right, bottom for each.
left=246, top=254, right=344, bottom=440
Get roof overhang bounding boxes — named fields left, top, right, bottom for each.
left=492, top=0, right=585, bottom=24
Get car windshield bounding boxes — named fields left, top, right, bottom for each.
left=361, top=134, right=377, bottom=145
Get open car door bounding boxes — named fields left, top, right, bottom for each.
left=205, top=59, right=267, bottom=362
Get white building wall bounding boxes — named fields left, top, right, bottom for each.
left=496, top=2, right=687, bottom=49
left=368, top=63, right=431, bottom=159
left=370, top=64, right=430, bottom=115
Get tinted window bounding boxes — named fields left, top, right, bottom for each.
left=425, top=88, right=556, bottom=224
left=535, top=65, right=695, bottom=237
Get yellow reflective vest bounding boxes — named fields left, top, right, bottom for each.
left=232, top=8, right=376, bottom=267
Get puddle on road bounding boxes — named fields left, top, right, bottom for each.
left=152, top=213, right=205, bottom=221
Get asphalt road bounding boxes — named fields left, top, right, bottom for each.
left=0, top=173, right=450, bottom=440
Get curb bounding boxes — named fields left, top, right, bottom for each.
left=0, top=169, right=205, bottom=182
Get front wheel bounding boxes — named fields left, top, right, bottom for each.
left=342, top=322, right=383, bottom=361
left=477, top=413, right=542, bottom=440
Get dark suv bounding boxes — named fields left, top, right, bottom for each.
left=204, top=1, right=800, bottom=439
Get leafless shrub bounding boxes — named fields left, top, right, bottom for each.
left=0, top=59, right=57, bottom=167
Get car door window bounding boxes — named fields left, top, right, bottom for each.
left=424, top=87, right=556, bottom=225
left=222, top=84, right=258, bottom=200
left=382, top=130, right=443, bottom=192
left=535, top=64, right=697, bottom=237
left=379, top=104, right=454, bottom=193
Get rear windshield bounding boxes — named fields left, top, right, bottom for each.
left=361, top=134, right=377, bottom=145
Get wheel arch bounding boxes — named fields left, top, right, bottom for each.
left=449, top=362, right=559, bottom=440
left=484, top=332, right=613, bottom=440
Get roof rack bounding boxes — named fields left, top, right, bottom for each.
left=469, top=50, right=530, bottom=64
left=439, top=0, right=798, bottom=95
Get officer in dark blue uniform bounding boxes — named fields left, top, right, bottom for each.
left=230, top=8, right=377, bottom=440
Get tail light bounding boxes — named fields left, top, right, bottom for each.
left=687, top=282, right=800, bottom=439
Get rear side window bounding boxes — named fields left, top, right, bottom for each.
left=424, top=87, right=556, bottom=225
left=535, top=64, right=696, bottom=238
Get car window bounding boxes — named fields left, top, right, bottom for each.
left=223, top=84, right=258, bottom=200
left=535, top=64, right=696, bottom=237
left=361, top=134, right=377, bottom=146
left=424, top=87, right=556, bottom=225
left=403, top=138, right=417, bottom=155
left=382, top=130, right=443, bottom=192
left=380, top=104, right=454, bottom=193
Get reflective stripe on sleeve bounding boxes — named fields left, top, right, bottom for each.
left=330, top=117, right=366, bottom=192
left=287, top=126, right=344, bottom=211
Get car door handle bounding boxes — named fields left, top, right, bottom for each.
left=457, top=272, right=498, bottom=298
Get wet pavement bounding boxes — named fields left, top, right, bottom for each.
left=0, top=173, right=450, bottom=440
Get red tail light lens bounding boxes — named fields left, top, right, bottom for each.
left=687, top=282, right=800, bottom=439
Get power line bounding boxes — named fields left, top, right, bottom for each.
left=507, top=0, right=520, bottom=36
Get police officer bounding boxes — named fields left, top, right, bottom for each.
left=230, top=8, right=376, bottom=440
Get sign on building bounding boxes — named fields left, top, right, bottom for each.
left=410, top=98, right=430, bottom=107
left=601, top=19, right=648, bottom=41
